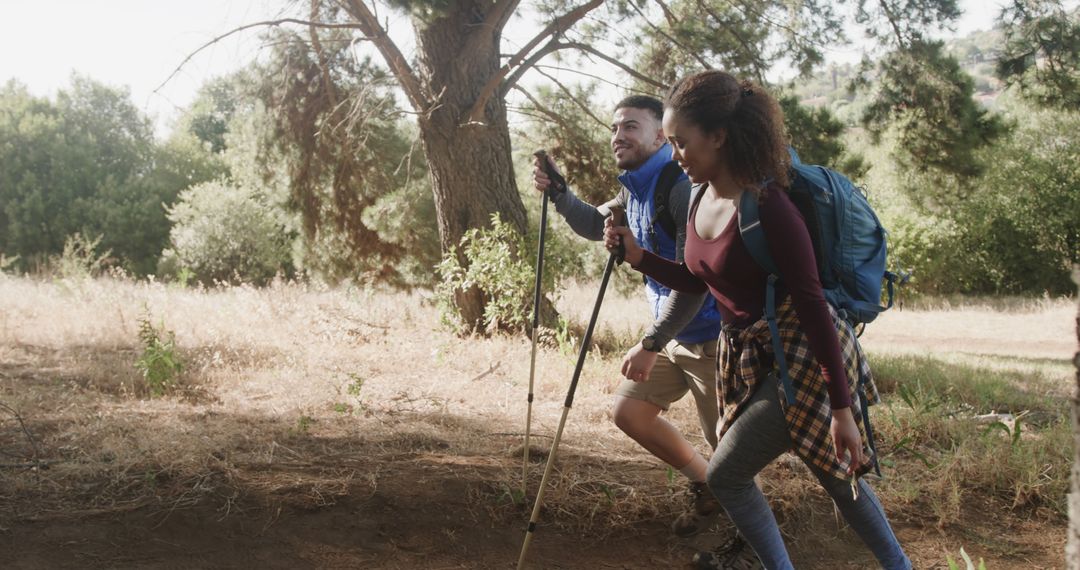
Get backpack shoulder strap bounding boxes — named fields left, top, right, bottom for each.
left=651, top=161, right=686, bottom=239
left=737, top=190, right=779, bottom=275
left=737, top=189, right=795, bottom=405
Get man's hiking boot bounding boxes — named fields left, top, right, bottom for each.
left=692, top=533, right=762, bottom=570
left=672, top=481, right=723, bottom=538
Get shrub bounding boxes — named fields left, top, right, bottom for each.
left=162, top=179, right=292, bottom=286
left=435, top=214, right=535, bottom=334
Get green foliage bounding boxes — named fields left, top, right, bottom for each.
left=253, top=30, right=434, bottom=288
left=625, top=0, right=848, bottom=85
left=436, top=214, right=536, bottom=334
left=883, top=92, right=1079, bottom=295
left=346, top=374, right=366, bottom=409
left=135, top=311, right=183, bottom=397
left=854, top=0, right=962, bottom=45
left=331, top=374, right=366, bottom=415
left=0, top=76, right=222, bottom=276
left=956, top=94, right=1080, bottom=293
left=175, top=76, right=241, bottom=154
left=872, top=352, right=1070, bottom=522
left=294, top=415, right=314, bottom=434
left=881, top=211, right=983, bottom=295
left=946, top=547, right=987, bottom=570
left=515, top=83, right=615, bottom=207
left=997, top=0, right=1080, bottom=110
left=163, top=179, right=292, bottom=286
left=859, top=40, right=1008, bottom=180
left=778, top=95, right=865, bottom=175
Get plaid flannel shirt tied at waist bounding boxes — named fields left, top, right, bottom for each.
left=715, top=298, right=881, bottom=480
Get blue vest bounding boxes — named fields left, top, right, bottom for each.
left=617, top=144, right=722, bottom=344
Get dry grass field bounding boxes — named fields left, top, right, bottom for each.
left=0, top=273, right=1074, bottom=569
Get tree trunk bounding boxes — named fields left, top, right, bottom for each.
left=412, top=0, right=528, bottom=332
left=1070, top=267, right=1080, bottom=569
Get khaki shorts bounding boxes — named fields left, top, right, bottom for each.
left=614, top=339, right=720, bottom=449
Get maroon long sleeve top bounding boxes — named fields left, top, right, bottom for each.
left=636, top=185, right=852, bottom=409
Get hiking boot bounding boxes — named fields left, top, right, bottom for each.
left=692, top=533, right=762, bottom=570
left=672, top=481, right=723, bottom=538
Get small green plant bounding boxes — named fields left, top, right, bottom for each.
left=946, top=547, right=986, bottom=570
left=341, top=373, right=366, bottom=413
left=981, top=414, right=1026, bottom=447
left=665, top=466, right=677, bottom=487
left=295, top=415, right=314, bottom=434
left=554, top=315, right=578, bottom=357
left=134, top=309, right=183, bottom=397
left=175, top=266, right=195, bottom=288
left=346, top=374, right=365, bottom=397
left=599, top=483, right=615, bottom=505
left=497, top=483, right=526, bottom=506
left=896, top=380, right=942, bottom=414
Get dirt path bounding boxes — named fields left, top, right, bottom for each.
left=2, top=402, right=1066, bottom=569
left=3, top=452, right=1065, bottom=569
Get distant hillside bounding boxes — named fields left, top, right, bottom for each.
left=787, top=27, right=1007, bottom=124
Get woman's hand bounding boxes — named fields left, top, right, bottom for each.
left=603, top=217, right=643, bottom=266
left=830, top=407, right=863, bottom=475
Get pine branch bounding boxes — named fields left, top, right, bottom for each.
left=464, top=0, right=605, bottom=125
left=154, top=17, right=368, bottom=96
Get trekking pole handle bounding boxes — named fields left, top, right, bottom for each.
left=608, top=207, right=626, bottom=266
left=533, top=149, right=567, bottom=195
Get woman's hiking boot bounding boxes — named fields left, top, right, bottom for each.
left=672, top=481, right=723, bottom=537
left=691, top=533, right=762, bottom=570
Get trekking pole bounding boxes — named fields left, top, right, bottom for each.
left=517, top=208, right=624, bottom=570
left=523, top=150, right=564, bottom=496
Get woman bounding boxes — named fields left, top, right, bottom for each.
left=603, top=70, right=910, bottom=570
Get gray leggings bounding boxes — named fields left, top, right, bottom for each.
left=707, top=373, right=911, bottom=570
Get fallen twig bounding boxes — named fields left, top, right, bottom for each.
left=0, top=401, right=43, bottom=460
left=470, top=361, right=502, bottom=382
left=0, top=459, right=62, bottom=470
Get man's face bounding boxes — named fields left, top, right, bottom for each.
left=611, top=106, right=665, bottom=171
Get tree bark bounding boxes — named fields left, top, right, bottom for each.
left=1070, top=267, right=1080, bottom=569
left=412, top=0, right=528, bottom=331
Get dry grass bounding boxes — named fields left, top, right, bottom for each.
left=0, top=274, right=695, bottom=530
left=0, top=274, right=1073, bottom=565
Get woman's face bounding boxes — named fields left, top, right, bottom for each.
left=661, top=108, right=724, bottom=185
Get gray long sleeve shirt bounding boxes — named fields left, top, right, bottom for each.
left=549, top=184, right=709, bottom=347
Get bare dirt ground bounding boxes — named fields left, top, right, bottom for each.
left=0, top=277, right=1073, bottom=569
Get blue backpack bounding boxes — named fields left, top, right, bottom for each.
left=738, top=154, right=898, bottom=472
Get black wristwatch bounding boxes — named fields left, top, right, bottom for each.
left=640, top=336, right=663, bottom=352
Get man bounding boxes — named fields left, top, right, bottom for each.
left=532, top=95, right=724, bottom=538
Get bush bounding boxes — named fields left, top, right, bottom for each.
left=435, top=214, right=535, bottom=334
left=162, top=179, right=292, bottom=286
left=435, top=213, right=581, bottom=335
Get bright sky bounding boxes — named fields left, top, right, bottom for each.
left=0, top=0, right=1003, bottom=138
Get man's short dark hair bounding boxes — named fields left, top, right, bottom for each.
left=615, top=95, right=663, bottom=121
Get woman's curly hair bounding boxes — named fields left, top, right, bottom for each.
left=665, top=70, right=790, bottom=191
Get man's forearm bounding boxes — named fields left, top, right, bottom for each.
left=644, top=290, right=708, bottom=345
left=552, top=188, right=610, bottom=241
